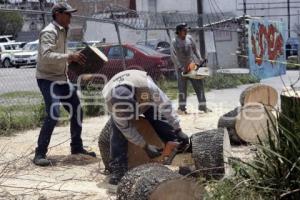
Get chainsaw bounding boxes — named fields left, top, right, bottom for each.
left=161, top=140, right=191, bottom=165
left=181, top=59, right=209, bottom=79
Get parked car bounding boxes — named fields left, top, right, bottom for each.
left=68, top=43, right=175, bottom=83
left=0, top=35, right=14, bottom=43
left=68, top=41, right=101, bottom=52
left=286, top=37, right=299, bottom=59
left=0, top=42, right=22, bottom=68
left=12, top=40, right=39, bottom=68
left=136, top=39, right=171, bottom=55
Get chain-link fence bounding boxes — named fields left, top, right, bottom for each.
left=0, top=4, right=272, bottom=134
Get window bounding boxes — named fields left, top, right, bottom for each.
left=0, top=38, right=7, bottom=43
left=157, top=42, right=170, bottom=49
left=107, top=46, right=134, bottom=59
left=4, top=45, right=12, bottom=50
left=108, top=46, right=122, bottom=59
left=126, top=49, right=134, bottom=59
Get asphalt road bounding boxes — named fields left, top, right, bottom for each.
left=0, top=66, right=39, bottom=95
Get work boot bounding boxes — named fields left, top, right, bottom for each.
left=109, top=165, right=127, bottom=185
left=177, top=109, right=188, bottom=115
left=71, top=148, right=96, bottom=157
left=199, top=106, right=212, bottom=113
left=33, top=154, right=51, bottom=166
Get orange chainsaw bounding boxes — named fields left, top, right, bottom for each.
left=161, top=141, right=191, bottom=165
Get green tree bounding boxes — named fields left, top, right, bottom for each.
left=0, top=11, right=23, bottom=37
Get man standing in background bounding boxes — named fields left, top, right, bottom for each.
left=34, top=2, right=96, bottom=166
left=171, top=23, right=211, bottom=114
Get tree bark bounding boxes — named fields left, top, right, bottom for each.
left=117, top=163, right=204, bottom=200
left=280, top=88, right=300, bottom=132
left=217, top=107, right=246, bottom=145
left=191, top=128, right=231, bottom=179
left=98, top=117, right=164, bottom=171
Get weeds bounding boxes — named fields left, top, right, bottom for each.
left=207, top=111, right=300, bottom=200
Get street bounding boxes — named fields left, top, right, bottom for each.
left=0, top=66, right=39, bottom=94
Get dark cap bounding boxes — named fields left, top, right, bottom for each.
left=52, top=2, right=77, bottom=15
left=176, top=23, right=190, bottom=34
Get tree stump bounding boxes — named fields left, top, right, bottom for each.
left=98, top=117, right=165, bottom=171
left=235, top=103, right=275, bottom=144
left=117, top=163, right=204, bottom=200
left=191, top=128, right=231, bottom=179
left=239, top=84, right=278, bottom=109
left=217, top=107, right=246, bottom=145
left=280, top=88, right=300, bottom=132
left=98, top=117, right=113, bottom=172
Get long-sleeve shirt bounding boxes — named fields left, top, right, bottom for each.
left=103, top=70, right=180, bottom=148
left=171, top=34, right=203, bottom=70
left=36, top=21, right=69, bottom=81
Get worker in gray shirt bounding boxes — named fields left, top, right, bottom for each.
left=33, top=2, right=96, bottom=166
left=171, top=23, right=211, bottom=114
left=102, top=69, right=189, bottom=185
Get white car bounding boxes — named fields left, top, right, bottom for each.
left=0, top=42, right=22, bottom=68
left=0, top=35, right=14, bottom=43
left=12, top=40, right=39, bottom=68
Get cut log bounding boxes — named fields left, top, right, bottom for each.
left=280, top=88, right=300, bottom=132
left=117, top=163, right=204, bottom=200
left=191, top=128, right=231, bottom=179
left=239, top=84, right=278, bottom=109
left=98, top=117, right=113, bottom=172
left=98, top=117, right=165, bottom=171
left=235, top=103, right=275, bottom=144
left=217, top=107, right=239, bottom=128
left=217, top=108, right=246, bottom=145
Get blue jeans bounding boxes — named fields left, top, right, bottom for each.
left=36, top=79, right=83, bottom=156
left=109, top=106, right=177, bottom=169
left=176, top=68, right=206, bottom=111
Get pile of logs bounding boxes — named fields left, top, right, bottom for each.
left=218, top=84, right=278, bottom=145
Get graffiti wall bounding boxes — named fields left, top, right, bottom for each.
left=248, top=19, right=286, bottom=79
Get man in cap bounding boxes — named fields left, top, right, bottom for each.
left=33, top=2, right=96, bottom=166
left=171, top=23, right=211, bottom=114
left=102, top=69, right=189, bottom=185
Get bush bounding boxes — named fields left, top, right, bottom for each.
left=158, top=73, right=260, bottom=99
left=80, top=85, right=105, bottom=117
left=0, top=11, right=23, bottom=37
left=207, top=111, right=300, bottom=199
left=205, top=73, right=260, bottom=90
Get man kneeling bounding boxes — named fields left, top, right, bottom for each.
left=102, top=70, right=189, bottom=185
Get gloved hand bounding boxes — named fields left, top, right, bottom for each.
left=175, top=128, right=189, bottom=146
left=143, top=144, right=163, bottom=159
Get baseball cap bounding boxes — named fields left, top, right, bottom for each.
left=52, top=2, right=77, bottom=15
left=176, top=23, right=190, bottom=34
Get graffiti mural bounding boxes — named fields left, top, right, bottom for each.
left=248, top=19, right=286, bottom=79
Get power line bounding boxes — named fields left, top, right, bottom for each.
left=211, top=0, right=225, bottom=18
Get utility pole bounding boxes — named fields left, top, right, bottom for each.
left=287, top=0, right=291, bottom=38
left=197, top=0, right=205, bottom=58
left=242, top=0, right=248, bottom=68
left=39, top=0, right=46, bottom=28
left=243, top=0, right=247, bottom=16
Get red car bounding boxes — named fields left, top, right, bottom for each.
left=68, top=43, right=175, bottom=83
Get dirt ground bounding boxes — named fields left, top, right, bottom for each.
left=0, top=106, right=255, bottom=200
left=5, top=69, right=299, bottom=199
